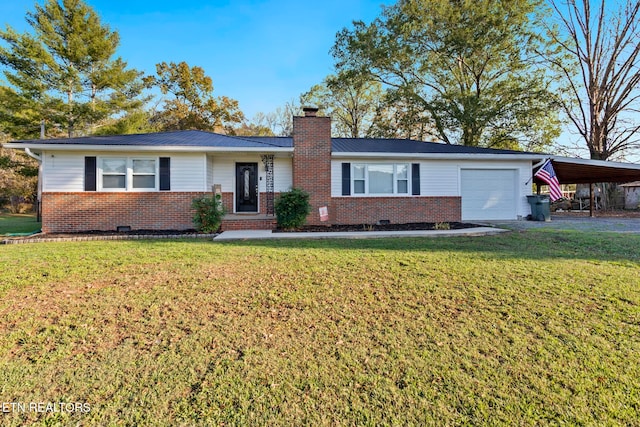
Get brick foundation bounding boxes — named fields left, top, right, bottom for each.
left=42, top=191, right=283, bottom=233
left=41, top=192, right=208, bottom=233
left=42, top=192, right=461, bottom=233
left=332, top=196, right=462, bottom=224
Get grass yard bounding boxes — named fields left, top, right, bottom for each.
left=0, top=213, right=41, bottom=236
left=0, top=231, right=639, bottom=425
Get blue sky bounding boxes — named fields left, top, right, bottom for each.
left=1, top=0, right=391, bottom=119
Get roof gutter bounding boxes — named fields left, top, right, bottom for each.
left=24, top=147, right=42, bottom=162
left=331, top=152, right=546, bottom=161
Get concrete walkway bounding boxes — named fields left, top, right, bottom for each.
left=213, top=227, right=507, bottom=241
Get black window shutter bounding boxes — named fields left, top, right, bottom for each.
left=84, top=157, right=96, bottom=191
left=412, top=163, right=420, bottom=195
left=342, top=163, right=351, bottom=195
left=159, top=157, right=170, bottom=191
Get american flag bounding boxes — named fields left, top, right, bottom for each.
left=534, top=159, right=563, bottom=201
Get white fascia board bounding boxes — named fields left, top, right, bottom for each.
left=550, top=155, right=640, bottom=170
left=331, top=152, right=546, bottom=161
left=3, top=143, right=293, bottom=154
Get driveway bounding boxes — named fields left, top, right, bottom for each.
left=484, top=214, right=640, bottom=233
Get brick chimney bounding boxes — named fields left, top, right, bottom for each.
left=293, top=107, right=332, bottom=225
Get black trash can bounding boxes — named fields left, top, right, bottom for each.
left=526, top=195, right=551, bottom=222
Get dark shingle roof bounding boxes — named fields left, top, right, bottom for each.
left=331, top=138, right=535, bottom=155
left=14, top=130, right=293, bottom=148
left=239, top=136, right=293, bottom=147
left=12, top=131, right=537, bottom=155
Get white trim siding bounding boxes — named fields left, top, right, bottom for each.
left=41, top=151, right=207, bottom=192
left=42, top=151, right=85, bottom=192
left=206, top=155, right=215, bottom=189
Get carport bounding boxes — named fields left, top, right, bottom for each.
left=534, top=156, right=640, bottom=217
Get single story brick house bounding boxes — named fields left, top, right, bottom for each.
left=6, top=107, right=640, bottom=233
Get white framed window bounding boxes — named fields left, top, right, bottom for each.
left=101, top=158, right=127, bottom=190
left=396, top=164, right=409, bottom=194
left=354, top=164, right=366, bottom=194
left=352, top=163, right=410, bottom=195
left=132, top=159, right=156, bottom=189
left=99, top=157, right=158, bottom=191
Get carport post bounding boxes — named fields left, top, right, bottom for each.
left=589, top=183, right=595, bottom=217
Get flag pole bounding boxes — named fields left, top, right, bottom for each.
left=526, top=158, right=550, bottom=185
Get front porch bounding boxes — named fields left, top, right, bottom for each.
left=221, top=213, right=277, bottom=231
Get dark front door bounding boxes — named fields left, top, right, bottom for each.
left=236, top=163, right=258, bottom=212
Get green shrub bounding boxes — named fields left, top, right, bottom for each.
left=275, top=188, right=311, bottom=230
left=191, top=194, right=226, bottom=233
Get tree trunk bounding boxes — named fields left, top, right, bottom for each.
left=67, top=86, right=74, bottom=138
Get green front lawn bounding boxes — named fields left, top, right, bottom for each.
left=0, top=231, right=638, bottom=425
left=0, top=213, right=41, bottom=235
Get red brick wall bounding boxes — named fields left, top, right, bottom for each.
left=292, top=111, right=333, bottom=225
left=42, top=192, right=207, bottom=233
left=42, top=193, right=461, bottom=233
left=42, top=191, right=282, bottom=233
left=332, top=196, right=462, bottom=224
left=221, top=192, right=233, bottom=213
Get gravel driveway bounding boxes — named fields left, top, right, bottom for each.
left=484, top=213, right=640, bottom=233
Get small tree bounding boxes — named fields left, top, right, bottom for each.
left=191, top=194, right=226, bottom=233
left=275, top=188, right=311, bottom=230
left=301, top=72, right=384, bottom=138
left=145, top=61, right=244, bottom=133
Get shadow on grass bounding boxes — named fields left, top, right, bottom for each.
left=207, top=229, right=640, bottom=264
left=0, top=213, right=41, bottom=235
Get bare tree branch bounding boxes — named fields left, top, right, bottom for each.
left=548, top=0, right=640, bottom=160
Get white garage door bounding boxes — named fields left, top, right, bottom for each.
left=461, top=169, right=517, bottom=220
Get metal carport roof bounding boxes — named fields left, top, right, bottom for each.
left=545, top=156, right=640, bottom=184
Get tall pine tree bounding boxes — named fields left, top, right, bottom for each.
left=0, top=0, right=147, bottom=138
